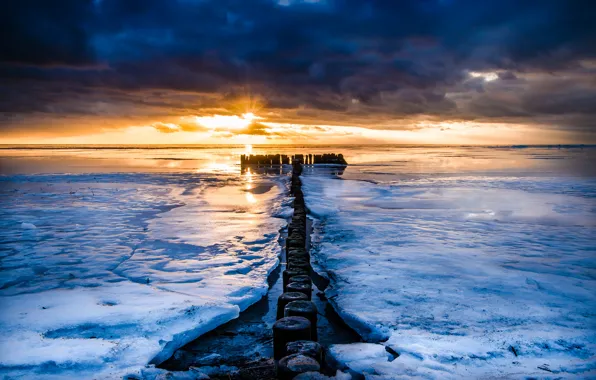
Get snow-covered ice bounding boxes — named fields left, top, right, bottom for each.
left=328, top=343, right=393, bottom=375
left=303, top=148, right=596, bottom=378
left=0, top=171, right=290, bottom=379
left=2, top=145, right=595, bottom=379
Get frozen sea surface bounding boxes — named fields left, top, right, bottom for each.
left=0, top=171, right=290, bottom=379
left=303, top=148, right=596, bottom=378
left=1, top=145, right=595, bottom=379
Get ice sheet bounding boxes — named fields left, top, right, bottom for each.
left=0, top=172, right=289, bottom=379
left=303, top=172, right=596, bottom=378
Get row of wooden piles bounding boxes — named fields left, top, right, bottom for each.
left=240, top=153, right=347, bottom=166
left=272, top=159, right=323, bottom=379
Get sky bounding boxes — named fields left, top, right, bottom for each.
left=1, top=0, right=595, bottom=144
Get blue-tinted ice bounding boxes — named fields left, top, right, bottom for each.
left=0, top=171, right=290, bottom=378
left=303, top=146, right=596, bottom=378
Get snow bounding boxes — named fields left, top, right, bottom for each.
left=328, top=343, right=392, bottom=375
left=303, top=156, right=596, bottom=378
left=2, top=145, right=595, bottom=378
left=0, top=172, right=290, bottom=379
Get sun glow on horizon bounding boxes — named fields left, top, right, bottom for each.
left=192, top=112, right=264, bottom=131
left=242, top=112, right=257, bottom=122
left=1, top=112, right=584, bottom=145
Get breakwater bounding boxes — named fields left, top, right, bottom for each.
left=272, top=158, right=323, bottom=379
left=159, top=154, right=358, bottom=379
left=241, top=153, right=347, bottom=166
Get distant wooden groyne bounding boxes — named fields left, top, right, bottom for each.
left=240, top=153, right=347, bottom=166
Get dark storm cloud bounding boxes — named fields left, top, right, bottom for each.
left=0, top=0, right=97, bottom=67
left=1, top=0, right=595, bottom=136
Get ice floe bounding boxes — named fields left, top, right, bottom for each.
left=0, top=172, right=290, bottom=379
left=303, top=171, right=596, bottom=378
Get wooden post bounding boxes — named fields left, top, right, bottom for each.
left=273, top=317, right=311, bottom=360
left=277, top=292, right=309, bottom=320
left=283, top=268, right=309, bottom=289
left=284, top=300, right=318, bottom=341
left=286, top=341, right=323, bottom=363
left=277, top=354, right=320, bottom=379
left=286, top=282, right=312, bottom=300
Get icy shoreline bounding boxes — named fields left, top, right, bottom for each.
left=0, top=173, right=291, bottom=379
left=303, top=173, right=596, bottom=379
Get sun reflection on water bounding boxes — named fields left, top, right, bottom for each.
left=243, top=168, right=257, bottom=204
left=201, top=162, right=237, bottom=173
left=244, top=168, right=253, bottom=183
left=245, top=192, right=257, bottom=204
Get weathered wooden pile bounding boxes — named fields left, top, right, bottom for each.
left=272, top=159, right=324, bottom=379
left=241, top=153, right=347, bottom=166
left=241, top=154, right=291, bottom=166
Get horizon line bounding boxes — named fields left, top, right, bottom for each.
left=1, top=143, right=594, bottom=148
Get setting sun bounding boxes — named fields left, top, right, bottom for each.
left=188, top=112, right=264, bottom=133
left=242, top=112, right=257, bottom=122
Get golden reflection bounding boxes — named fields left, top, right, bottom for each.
left=201, top=162, right=236, bottom=173
left=245, top=192, right=257, bottom=204
left=244, top=168, right=253, bottom=183
left=243, top=167, right=257, bottom=204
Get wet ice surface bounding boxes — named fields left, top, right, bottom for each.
left=0, top=172, right=290, bottom=379
left=303, top=149, right=596, bottom=378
